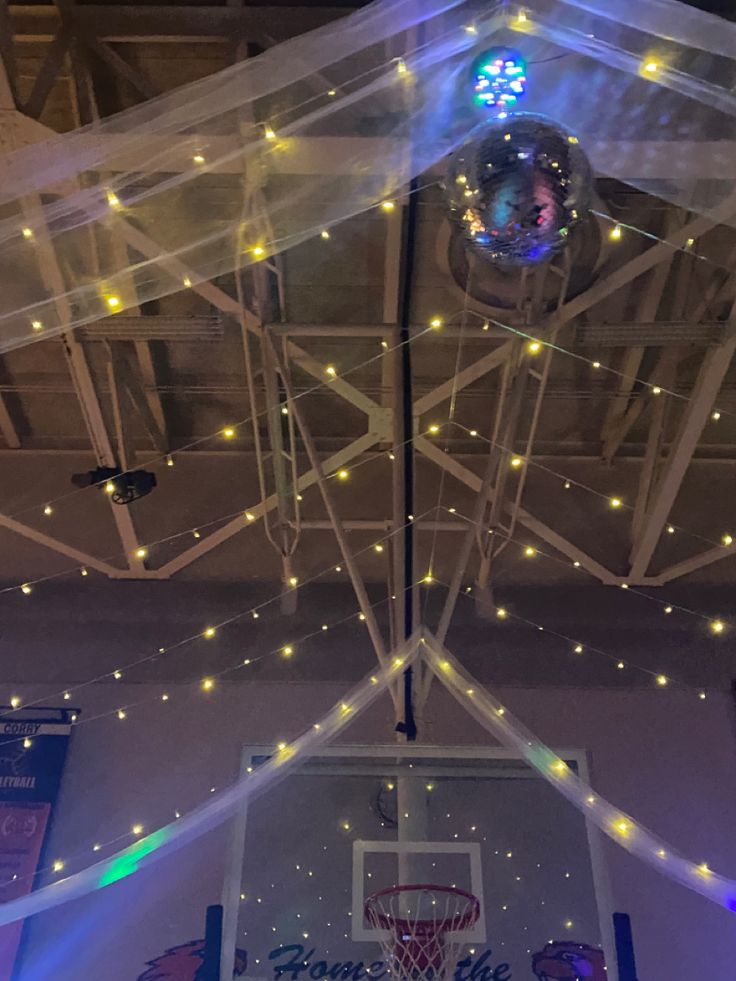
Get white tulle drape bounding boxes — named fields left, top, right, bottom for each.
left=0, top=636, right=419, bottom=927
left=1, top=629, right=735, bottom=928
left=421, top=633, right=736, bottom=914
left=0, top=0, right=735, bottom=352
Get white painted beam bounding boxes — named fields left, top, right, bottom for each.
left=629, top=332, right=736, bottom=578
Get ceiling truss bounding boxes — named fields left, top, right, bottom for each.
left=1, top=0, right=736, bottom=608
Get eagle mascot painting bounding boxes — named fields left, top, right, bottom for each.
left=138, top=941, right=248, bottom=980
left=531, top=942, right=606, bottom=981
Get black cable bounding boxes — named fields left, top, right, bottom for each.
left=395, top=176, right=419, bottom=743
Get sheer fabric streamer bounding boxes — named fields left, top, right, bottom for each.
left=0, top=0, right=735, bottom=352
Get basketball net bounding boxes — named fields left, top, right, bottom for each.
left=364, top=885, right=480, bottom=981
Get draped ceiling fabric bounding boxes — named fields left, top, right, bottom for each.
left=0, top=630, right=735, bottom=928
left=0, top=0, right=735, bottom=353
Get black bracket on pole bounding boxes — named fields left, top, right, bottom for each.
left=200, top=904, right=224, bottom=981
left=612, top=912, right=639, bottom=981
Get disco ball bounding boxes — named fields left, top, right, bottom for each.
left=444, top=114, right=593, bottom=267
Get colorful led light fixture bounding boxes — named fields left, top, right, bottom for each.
left=472, top=47, right=527, bottom=114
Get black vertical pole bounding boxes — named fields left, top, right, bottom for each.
left=613, top=912, right=639, bottom=981
left=201, top=904, right=224, bottom=981
left=395, top=176, right=419, bottom=742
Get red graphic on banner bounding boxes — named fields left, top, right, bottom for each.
left=138, top=941, right=247, bottom=980
left=531, top=941, right=606, bottom=980
left=0, top=802, right=51, bottom=981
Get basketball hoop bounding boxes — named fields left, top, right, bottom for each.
left=364, top=884, right=480, bottom=981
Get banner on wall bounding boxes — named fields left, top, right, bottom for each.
left=137, top=939, right=607, bottom=981
left=0, top=708, right=74, bottom=981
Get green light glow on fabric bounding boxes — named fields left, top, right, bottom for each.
left=98, top=828, right=171, bottom=888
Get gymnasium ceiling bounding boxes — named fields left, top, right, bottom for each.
left=2, top=0, right=736, bottom=609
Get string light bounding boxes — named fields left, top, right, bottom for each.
left=52, top=861, right=64, bottom=873
left=20, top=584, right=31, bottom=596
left=117, top=709, right=126, bottom=720
left=712, top=410, right=721, bottom=421
left=429, top=316, right=443, bottom=329
left=496, top=607, right=507, bottom=619
left=31, top=320, right=43, bottom=332
left=289, top=576, right=298, bottom=587
left=510, top=456, right=523, bottom=468
left=132, top=824, right=143, bottom=836
left=609, top=497, right=623, bottom=509
left=523, top=546, right=536, bottom=558
left=106, top=190, right=122, bottom=210
left=666, top=524, right=674, bottom=534
left=527, top=340, right=541, bottom=355
left=10, top=696, right=20, bottom=709
left=320, top=230, right=330, bottom=240
left=656, top=674, right=668, bottom=687
left=428, top=424, right=440, bottom=435
left=222, top=427, right=236, bottom=439
left=43, top=504, right=53, bottom=516
left=252, top=246, right=265, bottom=259
left=113, top=670, right=122, bottom=680
left=21, top=227, right=33, bottom=240
left=192, top=153, right=206, bottom=165
left=203, top=627, right=216, bottom=639
left=380, top=201, right=395, bottom=213
left=337, top=469, right=349, bottom=481
left=135, top=547, right=147, bottom=560
left=710, top=620, right=725, bottom=634
left=245, top=511, right=256, bottom=521
left=282, top=645, right=294, bottom=658
left=574, top=644, right=583, bottom=654
left=106, top=295, right=121, bottom=310
left=722, top=534, right=733, bottom=546
left=201, top=678, right=215, bottom=691
left=23, top=738, right=32, bottom=749
left=264, top=126, right=276, bottom=140
left=609, top=224, right=622, bottom=241
left=325, top=364, right=337, bottom=377
left=642, top=60, right=659, bottom=75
